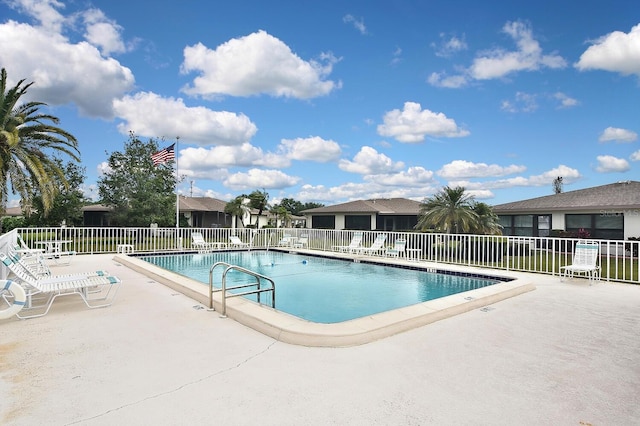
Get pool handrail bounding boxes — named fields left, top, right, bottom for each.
left=209, top=261, right=276, bottom=317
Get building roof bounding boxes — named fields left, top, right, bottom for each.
left=492, top=180, right=640, bottom=213
left=178, top=196, right=228, bottom=212
left=2, top=206, right=25, bottom=216
left=301, top=198, right=421, bottom=215
left=81, top=204, right=112, bottom=212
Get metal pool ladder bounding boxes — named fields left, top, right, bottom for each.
left=208, top=261, right=276, bottom=317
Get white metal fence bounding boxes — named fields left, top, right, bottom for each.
left=5, top=227, right=639, bottom=284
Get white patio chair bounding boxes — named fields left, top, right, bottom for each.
left=560, top=240, right=601, bottom=284
left=277, top=234, right=293, bottom=246
left=229, top=235, right=249, bottom=248
left=0, top=252, right=121, bottom=319
left=332, top=232, right=364, bottom=253
left=293, top=234, right=308, bottom=249
left=355, top=234, right=388, bottom=256
left=385, top=238, right=407, bottom=257
left=191, top=232, right=216, bottom=253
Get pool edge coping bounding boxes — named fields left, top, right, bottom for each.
left=114, top=253, right=535, bottom=347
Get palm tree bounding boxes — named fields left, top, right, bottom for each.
left=247, top=189, right=269, bottom=228
left=415, top=186, right=478, bottom=233
left=270, top=204, right=291, bottom=228
left=470, top=202, right=503, bottom=235
left=224, top=195, right=250, bottom=228
left=0, top=68, right=80, bottom=215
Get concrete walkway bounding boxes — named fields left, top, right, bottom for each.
left=1, top=254, right=639, bottom=425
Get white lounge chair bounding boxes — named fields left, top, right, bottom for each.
left=17, top=234, right=76, bottom=265
left=333, top=232, right=363, bottom=253
left=229, top=235, right=249, bottom=248
left=277, top=234, right=293, bottom=247
left=355, top=234, right=387, bottom=256
left=192, top=232, right=217, bottom=253
left=0, top=252, right=121, bottom=319
left=560, top=240, right=601, bottom=284
left=293, top=234, right=308, bottom=249
left=385, top=238, right=407, bottom=257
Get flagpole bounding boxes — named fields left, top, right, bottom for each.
left=175, top=136, right=180, bottom=230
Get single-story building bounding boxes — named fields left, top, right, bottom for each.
left=492, top=180, right=640, bottom=240
left=82, top=197, right=269, bottom=229
left=301, top=198, right=421, bottom=231
left=179, top=196, right=232, bottom=228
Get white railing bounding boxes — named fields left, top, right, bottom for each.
left=5, top=227, right=639, bottom=284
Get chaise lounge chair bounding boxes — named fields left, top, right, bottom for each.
left=17, top=234, right=76, bottom=265
left=355, top=234, right=387, bottom=256
left=0, top=252, right=121, bottom=319
left=560, top=240, right=601, bottom=284
left=385, top=238, right=407, bottom=257
left=277, top=234, right=293, bottom=247
left=292, top=234, right=308, bottom=249
left=333, top=232, right=364, bottom=253
left=229, top=235, right=249, bottom=248
left=191, top=232, right=219, bottom=253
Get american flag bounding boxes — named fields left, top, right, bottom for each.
left=151, top=143, right=175, bottom=166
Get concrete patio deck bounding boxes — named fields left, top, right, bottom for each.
left=2, top=254, right=639, bottom=425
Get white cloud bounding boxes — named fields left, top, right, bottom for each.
left=0, top=20, right=134, bottom=117
left=500, top=92, right=538, bottom=113
left=450, top=164, right=581, bottom=190
left=467, top=189, right=495, bottom=200
left=224, top=169, right=301, bottom=190
left=278, top=137, right=342, bottom=162
left=432, top=33, right=468, bottom=57
left=437, top=160, right=526, bottom=179
left=377, top=101, right=470, bottom=142
left=553, top=92, right=579, bottom=108
left=575, top=24, right=640, bottom=76
left=469, top=21, right=566, bottom=80
left=364, top=166, right=436, bottom=187
left=631, top=150, right=640, bottom=161
left=7, top=0, right=67, bottom=33
left=427, top=72, right=469, bottom=89
left=596, top=155, right=630, bottom=173
left=390, top=46, right=402, bottom=66
left=598, top=127, right=638, bottom=143
left=296, top=182, right=435, bottom=204
left=339, top=146, right=405, bottom=175
left=81, top=8, right=129, bottom=56
left=179, top=143, right=289, bottom=174
left=343, top=14, right=367, bottom=35
left=180, top=30, right=341, bottom=99
left=113, top=92, right=258, bottom=145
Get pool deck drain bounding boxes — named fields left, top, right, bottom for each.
left=115, top=251, right=535, bottom=347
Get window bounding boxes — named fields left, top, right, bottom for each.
left=345, top=215, right=371, bottom=230
left=566, top=213, right=624, bottom=240
left=311, top=215, right=335, bottom=229
left=498, top=214, right=551, bottom=237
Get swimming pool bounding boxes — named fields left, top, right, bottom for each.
left=140, top=251, right=507, bottom=323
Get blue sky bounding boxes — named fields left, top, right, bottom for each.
left=1, top=0, right=639, bottom=208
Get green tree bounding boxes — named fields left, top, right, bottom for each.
left=470, top=202, right=502, bottom=235
left=269, top=203, right=291, bottom=228
left=247, top=189, right=269, bottom=228
left=27, top=158, right=88, bottom=226
left=97, top=133, right=176, bottom=226
left=0, top=68, right=80, bottom=215
left=415, top=186, right=478, bottom=234
left=279, top=198, right=303, bottom=215
left=301, top=201, right=324, bottom=212
left=224, top=195, right=250, bottom=227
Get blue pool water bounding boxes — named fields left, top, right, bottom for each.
left=141, top=251, right=504, bottom=323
